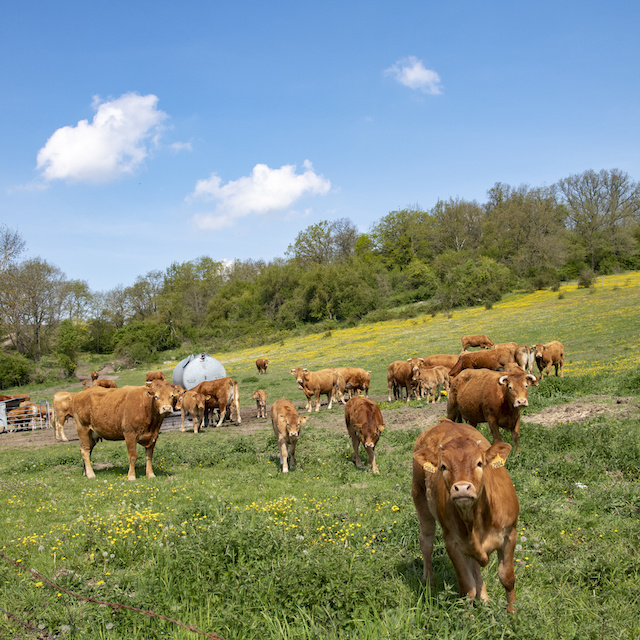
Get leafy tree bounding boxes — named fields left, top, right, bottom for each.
left=55, top=319, right=88, bottom=377
left=431, top=197, right=484, bottom=253
left=286, top=218, right=360, bottom=265
left=61, top=279, right=92, bottom=322
left=124, top=270, right=163, bottom=321
left=557, top=168, right=640, bottom=271
left=113, top=320, right=179, bottom=365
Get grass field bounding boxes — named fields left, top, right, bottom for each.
left=1, top=273, right=639, bottom=639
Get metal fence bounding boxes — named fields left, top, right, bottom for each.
left=0, top=398, right=53, bottom=434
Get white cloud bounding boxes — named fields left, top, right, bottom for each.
left=36, top=93, right=167, bottom=183
left=190, top=160, right=331, bottom=230
left=385, top=56, right=442, bottom=94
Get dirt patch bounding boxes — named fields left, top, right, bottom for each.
left=1, top=395, right=636, bottom=450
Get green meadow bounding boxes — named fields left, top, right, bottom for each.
left=1, top=273, right=639, bottom=639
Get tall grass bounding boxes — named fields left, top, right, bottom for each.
left=1, top=273, right=639, bottom=639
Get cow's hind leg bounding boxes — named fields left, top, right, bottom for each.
left=144, top=441, right=157, bottom=479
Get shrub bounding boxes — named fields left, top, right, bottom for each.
left=0, top=352, right=32, bottom=388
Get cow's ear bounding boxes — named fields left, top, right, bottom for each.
left=414, top=449, right=438, bottom=475
left=299, top=416, right=308, bottom=425
left=486, top=442, right=512, bottom=468
left=289, top=369, right=296, bottom=374
left=379, top=424, right=385, bottom=432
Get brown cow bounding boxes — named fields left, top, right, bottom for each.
left=191, top=377, right=241, bottom=428
left=90, top=371, right=99, bottom=381
left=412, top=418, right=519, bottom=612
left=52, top=391, right=73, bottom=442
left=334, top=367, right=371, bottom=402
left=72, top=384, right=179, bottom=481
left=179, top=389, right=210, bottom=433
left=271, top=398, right=307, bottom=473
left=448, top=346, right=516, bottom=378
left=81, top=379, right=93, bottom=389
left=7, top=404, right=38, bottom=430
left=344, top=396, right=385, bottom=474
left=252, top=389, right=267, bottom=418
left=94, top=379, right=117, bottom=389
left=447, top=367, right=538, bottom=451
left=387, top=360, right=416, bottom=401
left=534, top=341, right=564, bottom=378
left=256, top=358, right=270, bottom=374
left=461, top=334, right=494, bottom=351
left=421, top=354, right=459, bottom=370
left=411, top=364, right=450, bottom=403
left=145, top=371, right=167, bottom=383
left=492, top=341, right=519, bottom=355
left=289, top=367, right=339, bottom=412
left=514, top=345, right=536, bottom=372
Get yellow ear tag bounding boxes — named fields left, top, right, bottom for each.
left=423, top=461, right=437, bottom=474
left=491, top=455, right=506, bottom=469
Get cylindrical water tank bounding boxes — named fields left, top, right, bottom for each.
left=172, top=354, right=226, bottom=390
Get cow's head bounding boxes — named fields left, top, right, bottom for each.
left=289, top=367, right=308, bottom=387
left=433, top=437, right=513, bottom=510
left=148, top=382, right=178, bottom=416
left=283, top=414, right=307, bottom=440
left=498, top=372, right=537, bottom=407
left=355, top=422, right=384, bottom=449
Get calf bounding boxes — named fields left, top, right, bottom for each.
left=192, top=378, right=241, bottom=427
left=515, top=345, right=536, bottom=372
left=271, top=398, right=307, bottom=473
left=461, top=334, right=494, bottom=351
left=289, top=367, right=339, bottom=412
left=52, top=391, right=73, bottom=442
left=412, top=418, right=519, bottom=612
left=255, top=358, right=269, bottom=374
left=179, top=389, right=210, bottom=433
left=411, top=364, right=449, bottom=403
left=334, top=367, right=371, bottom=402
left=534, top=340, right=564, bottom=378
left=344, top=396, right=385, bottom=474
left=447, top=367, right=538, bottom=451
left=448, top=346, right=516, bottom=378
left=252, top=389, right=267, bottom=418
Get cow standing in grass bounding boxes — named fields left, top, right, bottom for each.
left=271, top=398, right=307, bottom=473
left=344, top=396, right=384, bottom=474
left=412, top=418, right=519, bottom=612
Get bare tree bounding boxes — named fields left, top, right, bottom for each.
left=0, top=225, right=25, bottom=273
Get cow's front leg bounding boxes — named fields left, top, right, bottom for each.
left=279, top=439, right=290, bottom=473
left=366, top=445, right=379, bottom=474
left=144, top=441, right=157, bottom=479
left=124, top=433, right=139, bottom=481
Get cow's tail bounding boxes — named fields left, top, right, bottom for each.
left=228, top=379, right=241, bottom=424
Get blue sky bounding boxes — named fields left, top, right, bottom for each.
left=2, top=1, right=639, bottom=292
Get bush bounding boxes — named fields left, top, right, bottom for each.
left=0, top=352, right=32, bottom=388
left=578, top=268, right=596, bottom=288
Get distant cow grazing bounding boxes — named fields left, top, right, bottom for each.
left=334, top=367, right=371, bottom=402
left=52, top=391, right=73, bottom=442
left=256, top=358, right=269, bottom=374
left=179, top=389, right=210, bottom=433
left=271, top=398, right=307, bottom=473
left=421, top=354, right=459, bottom=370
left=191, top=378, right=241, bottom=428
left=448, top=346, right=516, bottom=378
left=461, top=334, right=494, bottom=351
left=145, top=371, right=167, bottom=383
left=252, top=389, right=267, bottom=418
left=72, top=383, right=179, bottom=480
left=344, top=396, right=385, bottom=474
left=447, top=367, right=538, bottom=451
left=412, top=418, right=519, bottom=612
left=289, top=367, right=339, bottom=412
left=534, top=341, right=565, bottom=378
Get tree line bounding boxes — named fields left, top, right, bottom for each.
left=1, top=168, right=639, bottom=386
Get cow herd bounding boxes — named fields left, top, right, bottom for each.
left=15, top=334, right=564, bottom=613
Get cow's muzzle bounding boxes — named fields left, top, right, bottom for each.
left=451, top=481, right=478, bottom=503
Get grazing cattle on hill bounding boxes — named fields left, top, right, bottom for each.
left=94, top=379, right=117, bottom=389
left=72, top=384, right=179, bottom=481
left=447, top=367, right=538, bottom=451
left=461, top=334, right=494, bottom=351
left=145, top=371, right=166, bottom=383
left=255, top=358, right=269, bottom=374
left=289, top=367, right=339, bottom=412
left=52, top=391, right=73, bottom=442
left=411, top=364, right=450, bottom=403
left=271, top=398, right=307, bottom=473
left=252, top=389, right=267, bottom=418
left=412, top=418, right=519, bottom=612
left=344, top=396, right=385, bottom=474
left=387, top=360, right=416, bottom=401
left=534, top=341, right=565, bottom=378
left=334, top=367, right=371, bottom=402
left=191, top=378, right=241, bottom=428
left=448, top=347, right=516, bottom=378
left=179, top=389, right=210, bottom=433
